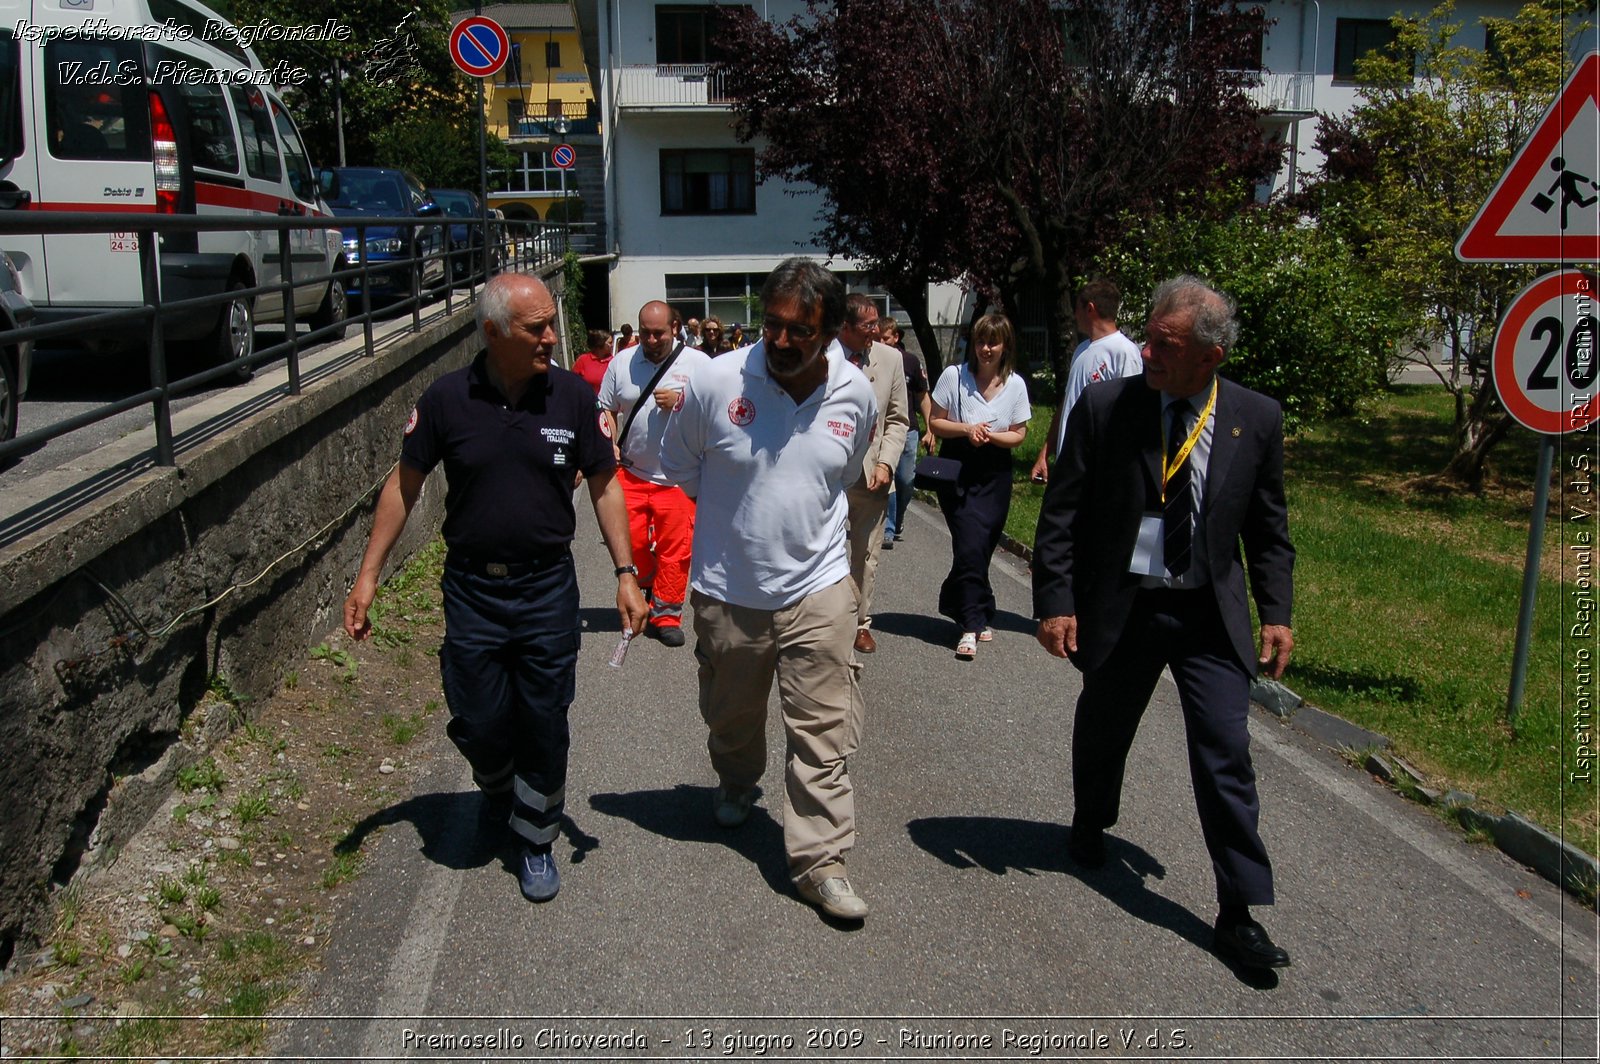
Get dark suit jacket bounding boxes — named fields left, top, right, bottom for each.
left=1032, top=374, right=1294, bottom=674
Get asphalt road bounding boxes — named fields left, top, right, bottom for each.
left=273, top=495, right=1596, bottom=1062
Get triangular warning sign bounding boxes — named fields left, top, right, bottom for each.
left=1457, top=52, right=1600, bottom=262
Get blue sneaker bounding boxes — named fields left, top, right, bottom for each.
left=518, top=847, right=561, bottom=902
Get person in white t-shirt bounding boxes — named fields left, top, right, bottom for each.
left=928, top=312, right=1032, bottom=660
left=1031, top=279, right=1143, bottom=484
left=597, top=300, right=711, bottom=646
left=660, top=258, right=879, bottom=922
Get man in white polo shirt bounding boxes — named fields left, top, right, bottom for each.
left=660, top=258, right=879, bottom=922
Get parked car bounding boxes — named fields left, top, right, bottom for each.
left=0, top=251, right=35, bottom=443
left=428, top=188, right=496, bottom=281
left=319, top=167, right=446, bottom=303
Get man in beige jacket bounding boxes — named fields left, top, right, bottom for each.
left=838, top=293, right=910, bottom=655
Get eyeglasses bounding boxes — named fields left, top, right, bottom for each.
left=762, top=316, right=819, bottom=342
left=854, top=318, right=881, bottom=332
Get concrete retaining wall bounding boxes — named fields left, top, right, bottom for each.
left=0, top=268, right=566, bottom=966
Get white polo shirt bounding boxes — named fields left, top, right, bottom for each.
left=597, top=343, right=711, bottom=483
left=660, top=339, right=878, bottom=611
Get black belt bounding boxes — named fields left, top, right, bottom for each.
left=446, top=549, right=570, bottom=578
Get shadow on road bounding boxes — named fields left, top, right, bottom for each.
left=871, top=608, right=1037, bottom=649
left=907, top=815, right=1278, bottom=988
left=588, top=784, right=791, bottom=897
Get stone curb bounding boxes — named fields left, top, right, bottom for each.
left=982, top=525, right=1598, bottom=904
left=1250, top=676, right=1599, bottom=903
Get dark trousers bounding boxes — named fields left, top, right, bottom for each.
left=936, top=470, right=1011, bottom=633
left=1072, top=587, right=1274, bottom=907
left=439, top=556, right=578, bottom=850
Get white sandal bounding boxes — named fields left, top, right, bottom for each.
left=977, top=628, right=994, bottom=642
left=955, top=632, right=978, bottom=660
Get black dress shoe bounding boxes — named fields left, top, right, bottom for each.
left=1214, top=917, right=1292, bottom=969
left=1067, top=825, right=1106, bottom=868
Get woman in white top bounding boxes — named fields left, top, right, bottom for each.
left=927, top=312, right=1032, bottom=660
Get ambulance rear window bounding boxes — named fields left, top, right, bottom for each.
left=151, top=48, right=238, bottom=174
left=228, top=85, right=280, bottom=181
left=45, top=41, right=152, bottom=161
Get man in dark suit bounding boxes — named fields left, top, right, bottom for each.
left=1033, top=275, right=1295, bottom=970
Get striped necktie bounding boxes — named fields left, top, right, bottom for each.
left=1164, top=401, right=1193, bottom=577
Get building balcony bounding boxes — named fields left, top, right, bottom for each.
left=507, top=116, right=602, bottom=138
left=615, top=64, right=731, bottom=109
left=1233, top=70, right=1315, bottom=116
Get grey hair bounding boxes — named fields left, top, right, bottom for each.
left=476, top=272, right=544, bottom=336
left=1150, top=275, right=1239, bottom=354
left=761, top=257, right=846, bottom=333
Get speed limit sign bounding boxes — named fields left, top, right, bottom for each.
left=1493, top=268, right=1599, bottom=434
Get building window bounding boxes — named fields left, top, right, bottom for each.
left=502, top=42, right=523, bottom=84
left=545, top=41, right=560, bottom=69
left=1333, top=18, right=1404, bottom=82
left=493, top=150, right=569, bottom=194
left=505, top=98, right=525, bottom=133
left=666, top=271, right=903, bottom=326
left=1227, top=6, right=1265, bottom=72
left=655, top=5, right=752, bottom=64
left=666, top=272, right=761, bottom=326
left=660, top=149, right=755, bottom=215
left=546, top=98, right=564, bottom=120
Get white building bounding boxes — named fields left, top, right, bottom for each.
left=1255, top=0, right=1529, bottom=199
left=569, top=0, right=1534, bottom=335
left=568, top=0, right=966, bottom=333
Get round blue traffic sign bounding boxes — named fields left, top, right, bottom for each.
left=551, top=144, right=576, bottom=170
left=450, top=16, right=509, bottom=78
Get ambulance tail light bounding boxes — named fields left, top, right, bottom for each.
left=148, top=91, right=180, bottom=214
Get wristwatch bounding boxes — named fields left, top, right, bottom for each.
left=615, top=565, right=639, bottom=578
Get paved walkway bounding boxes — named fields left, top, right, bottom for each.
left=277, top=497, right=1596, bottom=1062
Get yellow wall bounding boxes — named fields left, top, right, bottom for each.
left=483, top=26, right=594, bottom=137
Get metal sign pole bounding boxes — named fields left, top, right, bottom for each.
left=1507, top=433, right=1558, bottom=728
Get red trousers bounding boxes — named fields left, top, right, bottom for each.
left=620, top=468, right=696, bottom=629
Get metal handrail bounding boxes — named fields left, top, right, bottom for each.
left=0, top=212, right=600, bottom=467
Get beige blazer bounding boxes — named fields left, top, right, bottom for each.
left=848, top=340, right=910, bottom=486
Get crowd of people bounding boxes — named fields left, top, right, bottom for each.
left=341, top=262, right=1297, bottom=970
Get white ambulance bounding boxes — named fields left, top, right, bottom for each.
left=0, top=0, right=347, bottom=365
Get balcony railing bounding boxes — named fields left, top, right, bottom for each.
left=509, top=116, right=602, bottom=138
left=616, top=64, right=731, bottom=108
left=1234, top=70, right=1315, bottom=115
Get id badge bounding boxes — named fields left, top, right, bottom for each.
left=1128, top=512, right=1165, bottom=576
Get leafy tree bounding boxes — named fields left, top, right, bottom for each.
left=1303, top=0, right=1586, bottom=486
left=232, top=0, right=483, bottom=174
left=373, top=113, right=514, bottom=190
left=1094, top=191, right=1409, bottom=431
left=717, top=0, right=1281, bottom=381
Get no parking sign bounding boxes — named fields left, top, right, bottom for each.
left=450, top=16, right=509, bottom=78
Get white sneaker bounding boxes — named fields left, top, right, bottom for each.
left=798, top=875, right=868, bottom=920
left=955, top=632, right=978, bottom=660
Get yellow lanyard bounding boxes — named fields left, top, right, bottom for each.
left=1160, top=378, right=1217, bottom=504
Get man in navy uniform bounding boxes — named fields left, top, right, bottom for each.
left=344, top=273, right=647, bottom=903
left=1033, top=275, right=1295, bottom=970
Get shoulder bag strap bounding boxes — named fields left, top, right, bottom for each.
left=619, top=342, right=684, bottom=447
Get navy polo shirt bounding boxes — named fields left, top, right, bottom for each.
left=400, top=355, right=615, bottom=560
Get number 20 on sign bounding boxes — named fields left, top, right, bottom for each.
left=1494, top=268, right=1600, bottom=434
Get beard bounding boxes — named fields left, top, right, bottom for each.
left=765, top=341, right=817, bottom=379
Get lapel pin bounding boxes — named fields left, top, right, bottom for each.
left=1231, top=427, right=1241, bottom=437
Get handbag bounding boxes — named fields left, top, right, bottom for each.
left=913, top=373, right=964, bottom=489
left=913, top=455, right=961, bottom=488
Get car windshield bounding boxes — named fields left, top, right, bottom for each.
left=435, top=193, right=476, bottom=218
left=327, top=174, right=404, bottom=212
